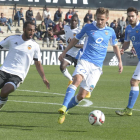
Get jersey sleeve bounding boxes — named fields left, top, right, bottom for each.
left=0, top=36, right=11, bottom=49
left=109, top=29, right=118, bottom=46
left=33, top=44, right=41, bottom=61
left=75, top=24, right=87, bottom=40
left=124, top=27, right=130, bottom=42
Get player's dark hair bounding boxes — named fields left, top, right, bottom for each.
left=127, top=7, right=138, bottom=15
left=23, top=21, right=35, bottom=29
left=96, top=7, right=109, bottom=18
left=71, top=14, right=79, bottom=21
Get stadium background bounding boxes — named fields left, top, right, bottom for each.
left=0, top=0, right=138, bottom=65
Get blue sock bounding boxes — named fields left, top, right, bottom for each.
left=127, top=87, right=139, bottom=109
left=63, top=84, right=77, bottom=108
left=67, top=95, right=79, bottom=110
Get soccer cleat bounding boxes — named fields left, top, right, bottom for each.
left=58, top=105, right=67, bottom=114
left=85, top=92, right=91, bottom=98
left=58, top=113, right=66, bottom=124
left=115, top=107, right=132, bottom=116
left=58, top=111, right=68, bottom=124
left=67, top=80, right=73, bottom=87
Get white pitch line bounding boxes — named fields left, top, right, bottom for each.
left=8, top=100, right=61, bottom=106
left=7, top=100, right=140, bottom=112
left=15, top=89, right=140, bottom=111
left=16, top=89, right=93, bottom=107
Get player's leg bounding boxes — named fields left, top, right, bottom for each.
left=60, top=55, right=73, bottom=82
left=58, top=74, right=83, bottom=114
left=0, top=83, right=15, bottom=109
left=58, top=60, right=102, bottom=124
left=58, top=74, right=83, bottom=124
left=67, top=66, right=102, bottom=110
left=0, top=74, right=22, bottom=110
left=58, top=69, right=101, bottom=125
left=116, top=62, right=140, bottom=116
left=115, top=78, right=140, bottom=116
left=59, top=59, right=89, bottom=113
left=67, top=87, right=88, bottom=110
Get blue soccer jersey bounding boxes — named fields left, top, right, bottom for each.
left=75, top=21, right=118, bottom=68
left=124, top=21, right=140, bottom=61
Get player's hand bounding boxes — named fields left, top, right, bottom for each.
left=118, top=61, right=123, bottom=74
left=67, top=38, right=71, bottom=44
left=43, top=79, right=50, bottom=89
left=59, top=53, right=66, bottom=62
left=120, top=49, right=124, bottom=55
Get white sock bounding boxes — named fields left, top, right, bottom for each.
left=62, top=68, right=72, bottom=81
left=0, top=100, right=7, bottom=110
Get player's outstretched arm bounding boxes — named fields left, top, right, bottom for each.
left=59, top=38, right=79, bottom=61
left=53, top=30, right=65, bottom=36
left=35, top=61, right=50, bottom=89
left=74, top=44, right=83, bottom=48
left=113, top=45, right=123, bottom=74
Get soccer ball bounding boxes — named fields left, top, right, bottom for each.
left=88, top=110, right=105, bottom=126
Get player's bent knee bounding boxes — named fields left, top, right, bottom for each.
left=77, top=94, right=84, bottom=101
left=1, top=82, right=18, bottom=97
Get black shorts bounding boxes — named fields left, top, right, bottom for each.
left=0, top=70, right=22, bottom=89
left=64, top=54, right=77, bottom=67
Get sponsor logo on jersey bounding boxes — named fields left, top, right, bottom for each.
left=136, top=29, right=139, bottom=33
left=131, top=36, right=135, bottom=41
left=109, top=55, right=119, bottom=66
left=73, top=33, right=76, bottom=36
left=15, top=42, right=18, bottom=45
left=95, top=38, right=103, bottom=44
left=28, top=45, right=32, bottom=50
left=105, top=31, right=108, bottom=35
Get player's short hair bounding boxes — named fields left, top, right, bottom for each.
left=23, top=21, right=35, bottom=29
left=71, top=14, right=79, bottom=21
left=127, top=7, right=138, bottom=15
left=96, top=7, right=109, bottom=18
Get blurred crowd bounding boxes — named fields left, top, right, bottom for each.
left=0, top=6, right=134, bottom=51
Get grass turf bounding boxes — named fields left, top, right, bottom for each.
left=0, top=65, right=139, bottom=140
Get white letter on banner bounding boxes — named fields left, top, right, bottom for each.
left=50, top=52, right=56, bottom=65
left=53, top=0, right=58, bottom=3
left=83, top=0, right=88, bottom=4
left=57, top=51, right=62, bottom=65
left=28, top=0, right=33, bottom=2
left=66, top=0, right=71, bottom=3
left=45, top=0, right=51, bottom=3
left=73, top=0, right=77, bottom=4
left=43, top=51, right=50, bottom=65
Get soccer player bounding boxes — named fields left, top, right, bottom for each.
left=115, top=7, right=140, bottom=116
left=0, top=21, right=50, bottom=110
left=53, top=14, right=84, bottom=85
left=58, top=7, right=123, bottom=124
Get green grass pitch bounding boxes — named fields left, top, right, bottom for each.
left=0, top=65, right=139, bottom=140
